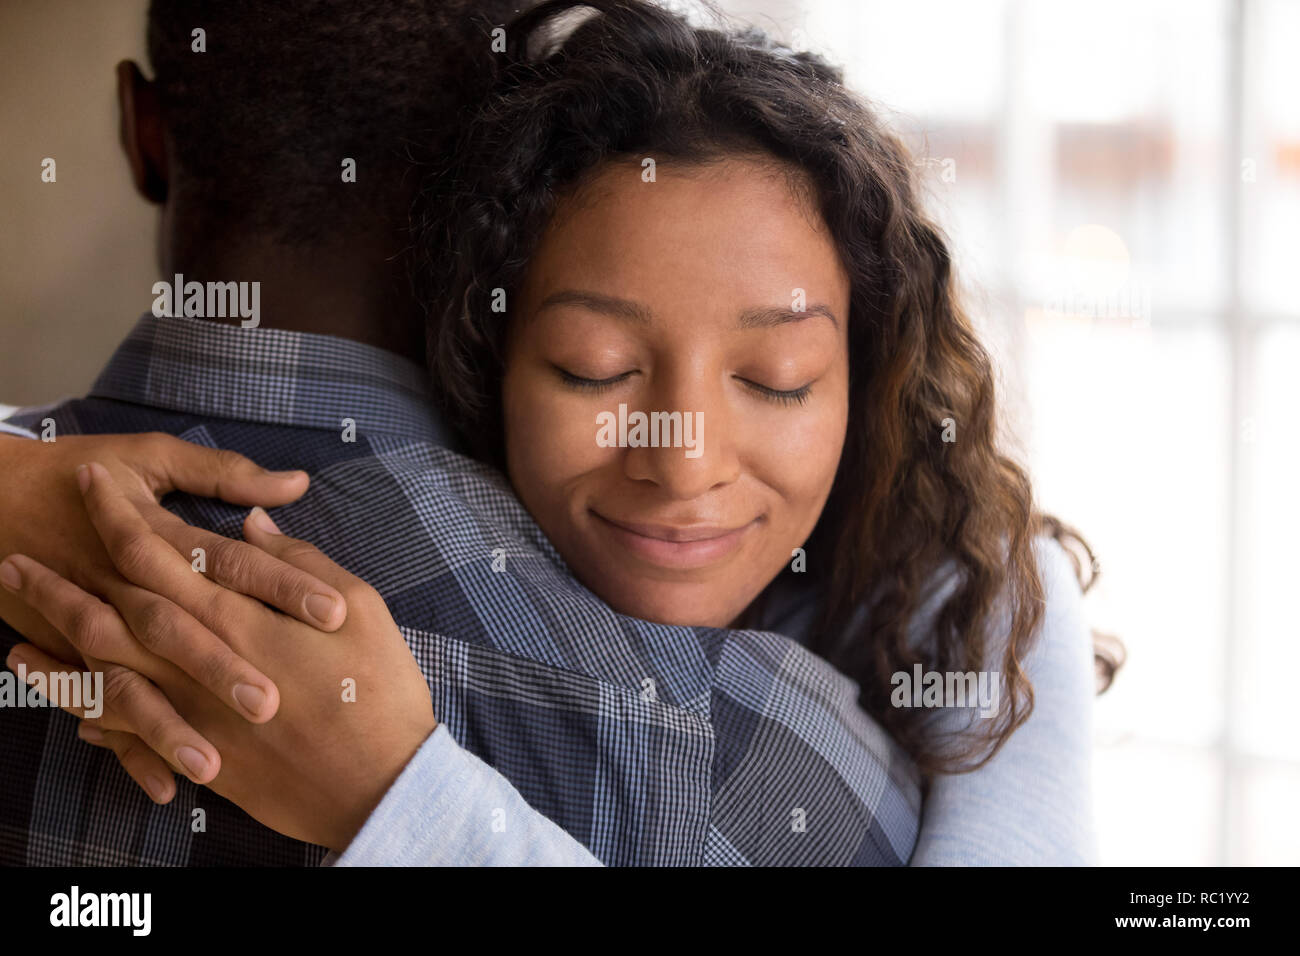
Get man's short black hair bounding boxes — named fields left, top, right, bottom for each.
left=147, top=0, right=528, bottom=244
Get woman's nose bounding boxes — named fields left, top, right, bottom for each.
left=620, top=384, right=740, bottom=500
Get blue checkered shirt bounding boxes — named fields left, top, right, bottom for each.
left=0, top=314, right=921, bottom=866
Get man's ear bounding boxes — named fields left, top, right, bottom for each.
left=116, top=60, right=168, bottom=204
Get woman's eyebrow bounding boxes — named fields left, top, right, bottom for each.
left=535, top=289, right=839, bottom=329
left=536, top=290, right=653, bottom=324
left=737, top=303, right=839, bottom=329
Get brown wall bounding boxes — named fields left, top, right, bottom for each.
left=0, top=0, right=153, bottom=407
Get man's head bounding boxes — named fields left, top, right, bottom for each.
left=120, top=0, right=527, bottom=349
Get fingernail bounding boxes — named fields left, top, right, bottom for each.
left=144, top=775, right=170, bottom=803
left=249, top=506, right=281, bottom=535
left=305, top=593, right=338, bottom=626
left=0, top=558, right=21, bottom=591
left=5, top=649, right=27, bottom=673
left=267, top=470, right=304, bottom=480
left=176, top=745, right=210, bottom=779
left=76, top=463, right=91, bottom=493
left=78, top=723, right=105, bottom=744
left=87, top=462, right=111, bottom=488
left=233, top=682, right=268, bottom=718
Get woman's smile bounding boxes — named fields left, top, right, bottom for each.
left=589, top=509, right=762, bottom=571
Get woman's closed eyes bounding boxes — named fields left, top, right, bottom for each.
left=554, top=365, right=815, bottom=406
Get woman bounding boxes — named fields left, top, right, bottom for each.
left=417, top=0, right=1116, bottom=774
left=2, top=0, right=1113, bottom=859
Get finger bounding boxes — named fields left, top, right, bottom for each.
left=0, top=538, right=87, bottom=666
left=104, top=578, right=280, bottom=722
left=78, top=721, right=177, bottom=805
left=79, top=463, right=299, bottom=669
left=1, top=553, right=155, bottom=676
left=132, top=432, right=310, bottom=507
left=0, top=589, right=83, bottom=666
left=0, top=583, right=222, bottom=784
left=5, top=642, right=146, bottom=733
left=5, top=642, right=97, bottom=721
left=241, top=507, right=361, bottom=603
left=3, top=549, right=280, bottom=723
left=97, top=661, right=221, bottom=785
left=77, top=461, right=232, bottom=625
left=8, top=641, right=220, bottom=784
left=140, top=500, right=346, bottom=631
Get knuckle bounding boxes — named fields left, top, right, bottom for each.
left=266, top=562, right=309, bottom=605
left=214, top=446, right=251, bottom=475
left=191, top=640, right=233, bottom=691
left=197, top=586, right=239, bottom=633
left=67, top=600, right=114, bottom=656
left=139, top=711, right=176, bottom=751
left=207, top=537, right=255, bottom=584
left=133, top=599, right=175, bottom=652
left=112, top=531, right=158, bottom=579
left=115, top=733, right=148, bottom=766
left=101, top=667, right=147, bottom=712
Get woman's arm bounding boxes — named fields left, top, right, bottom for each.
left=5, top=463, right=602, bottom=864
left=325, top=724, right=601, bottom=866
left=909, top=537, right=1098, bottom=865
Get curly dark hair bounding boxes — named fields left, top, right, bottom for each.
left=415, top=0, right=1121, bottom=775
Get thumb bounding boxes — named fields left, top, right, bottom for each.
left=137, top=433, right=309, bottom=507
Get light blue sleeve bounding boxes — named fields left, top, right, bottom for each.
left=909, top=538, right=1098, bottom=865
left=325, top=723, right=603, bottom=867
left=2, top=400, right=60, bottom=438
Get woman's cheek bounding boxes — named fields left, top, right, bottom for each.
left=743, top=393, right=848, bottom=505
left=507, top=380, right=617, bottom=496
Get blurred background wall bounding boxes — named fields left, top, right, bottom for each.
left=0, top=0, right=152, bottom=407
left=2, top=0, right=1297, bottom=865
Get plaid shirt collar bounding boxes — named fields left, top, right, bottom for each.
left=89, top=313, right=451, bottom=444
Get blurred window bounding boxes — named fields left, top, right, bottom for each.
left=720, top=0, right=1298, bottom=864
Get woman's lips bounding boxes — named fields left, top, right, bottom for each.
left=591, top=511, right=758, bottom=570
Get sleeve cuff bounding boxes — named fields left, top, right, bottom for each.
left=325, top=723, right=602, bottom=867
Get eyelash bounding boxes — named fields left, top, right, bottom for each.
left=739, top=379, right=813, bottom=407
left=557, top=369, right=633, bottom=393
left=556, top=368, right=812, bottom=407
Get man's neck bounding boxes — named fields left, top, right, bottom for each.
left=164, top=241, right=425, bottom=362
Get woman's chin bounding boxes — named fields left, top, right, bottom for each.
left=578, top=572, right=755, bottom=629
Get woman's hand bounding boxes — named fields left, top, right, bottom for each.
left=0, top=432, right=350, bottom=803
left=4, top=464, right=437, bottom=852
left=0, top=432, right=348, bottom=656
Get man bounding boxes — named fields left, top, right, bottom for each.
left=0, top=0, right=924, bottom=866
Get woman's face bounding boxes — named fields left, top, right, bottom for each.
left=502, top=156, right=851, bottom=627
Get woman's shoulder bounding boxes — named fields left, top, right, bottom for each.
left=754, top=533, right=1092, bottom=647
left=1027, top=534, right=1097, bottom=683
left=911, top=535, right=1100, bottom=865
